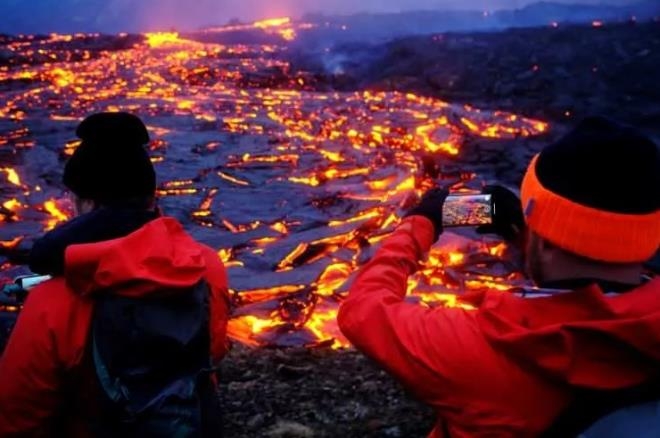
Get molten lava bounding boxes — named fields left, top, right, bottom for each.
left=0, top=17, right=548, bottom=349
left=42, top=200, right=70, bottom=231
left=146, top=32, right=183, bottom=48
left=1, top=168, right=21, bottom=186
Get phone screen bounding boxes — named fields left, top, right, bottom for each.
left=16, top=275, right=52, bottom=290
left=442, top=194, right=493, bottom=227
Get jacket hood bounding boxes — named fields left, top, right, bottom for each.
left=469, top=279, right=660, bottom=390
left=64, top=217, right=209, bottom=297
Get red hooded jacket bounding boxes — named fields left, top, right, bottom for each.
left=0, top=217, right=230, bottom=437
left=338, top=216, right=660, bottom=437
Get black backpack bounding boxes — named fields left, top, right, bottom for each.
left=87, top=280, right=222, bottom=437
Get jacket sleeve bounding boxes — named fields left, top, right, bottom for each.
left=202, top=247, right=231, bottom=363
left=0, top=279, right=90, bottom=436
left=337, top=216, right=482, bottom=404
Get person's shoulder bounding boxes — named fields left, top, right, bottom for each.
left=26, top=277, right=77, bottom=307
left=19, top=277, right=85, bottom=332
left=642, top=276, right=660, bottom=291
left=28, top=276, right=68, bottom=299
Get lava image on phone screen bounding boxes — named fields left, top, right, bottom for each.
left=442, top=194, right=493, bottom=227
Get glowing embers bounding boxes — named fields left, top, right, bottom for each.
left=204, top=16, right=314, bottom=42
left=62, top=139, right=81, bottom=156
left=274, top=227, right=366, bottom=273
left=231, top=153, right=300, bottom=168
left=226, top=227, right=370, bottom=348
left=253, top=17, right=298, bottom=41
left=288, top=167, right=370, bottom=187
left=410, top=235, right=525, bottom=303
left=145, top=32, right=184, bottom=48
left=415, top=117, right=461, bottom=155
left=47, top=67, right=76, bottom=88
left=462, top=114, right=549, bottom=138
left=223, top=117, right=251, bottom=133
left=227, top=276, right=350, bottom=349
left=314, top=261, right=352, bottom=297
left=2, top=198, right=22, bottom=213
left=0, top=236, right=22, bottom=249
left=226, top=233, right=521, bottom=349
left=217, top=171, right=250, bottom=187
left=347, top=172, right=417, bottom=204
left=157, top=180, right=197, bottom=196
left=228, top=287, right=317, bottom=347
left=218, top=248, right=244, bottom=268
left=254, top=17, right=292, bottom=29
left=0, top=127, right=34, bottom=149
left=1, top=198, right=23, bottom=222
left=414, top=111, right=549, bottom=155
left=192, top=188, right=219, bottom=227
left=42, top=199, right=70, bottom=231
left=0, top=168, right=21, bottom=186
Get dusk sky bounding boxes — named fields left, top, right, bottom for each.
left=0, top=0, right=646, bottom=33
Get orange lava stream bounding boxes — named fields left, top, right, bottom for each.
left=0, top=19, right=548, bottom=349
left=42, top=200, right=70, bottom=231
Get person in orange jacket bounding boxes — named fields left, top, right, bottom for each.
left=0, top=113, right=230, bottom=437
left=338, top=116, right=660, bottom=437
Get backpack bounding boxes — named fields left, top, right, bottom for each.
left=542, top=380, right=660, bottom=438
left=87, top=280, right=222, bottom=437
left=579, top=399, right=660, bottom=438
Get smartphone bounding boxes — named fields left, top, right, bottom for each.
left=15, top=275, right=52, bottom=290
left=442, top=194, right=494, bottom=227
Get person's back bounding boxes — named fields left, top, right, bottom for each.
left=338, top=116, right=660, bottom=437
left=0, top=113, right=230, bottom=437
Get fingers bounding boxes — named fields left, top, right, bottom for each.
left=476, top=224, right=495, bottom=235
left=422, top=188, right=449, bottom=201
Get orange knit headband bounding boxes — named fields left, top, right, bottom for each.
left=521, top=154, right=660, bottom=263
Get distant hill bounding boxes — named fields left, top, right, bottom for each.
left=496, top=0, right=660, bottom=25
left=0, top=0, right=658, bottom=35
left=299, top=0, right=660, bottom=43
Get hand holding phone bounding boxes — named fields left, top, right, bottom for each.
left=405, top=185, right=524, bottom=242
left=475, top=185, right=526, bottom=242
left=404, top=188, right=449, bottom=241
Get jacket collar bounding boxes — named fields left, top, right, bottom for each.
left=29, top=207, right=160, bottom=276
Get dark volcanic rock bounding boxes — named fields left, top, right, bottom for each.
left=290, top=21, right=660, bottom=136
left=219, top=345, right=434, bottom=437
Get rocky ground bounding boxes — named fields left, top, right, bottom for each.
left=219, top=345, right=434, bottom=438
left=219, top=21, right=660, bottom=437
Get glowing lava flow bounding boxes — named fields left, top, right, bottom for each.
left=0, top=168, right=22, bottom=186
left=204, top=16, right=310, bottom=41
left=146, top=32, right=184, bottom=48
left=42, top=200, right=70, bottom=231
left=0, top=20, right=548, bottom=349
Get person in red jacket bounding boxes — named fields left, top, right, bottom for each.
left=338, top=116, right=660, bottom=437
left=0, top=112, right=230, bottom=437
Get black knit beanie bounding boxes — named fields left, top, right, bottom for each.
left=521, top=116, right=660, bottom=263
left=63, top=112, right=156, bottom=206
